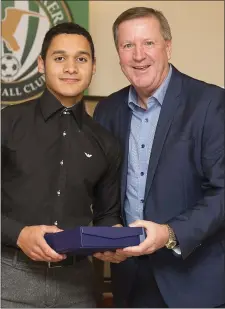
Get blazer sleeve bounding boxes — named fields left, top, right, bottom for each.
left=168, top=88, right=225, bottom=259
left=93, top=99, right=112, bottom=131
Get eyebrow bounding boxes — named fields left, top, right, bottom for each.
left=51, top=50, right=91, bottom=57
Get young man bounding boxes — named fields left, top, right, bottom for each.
left=1, top=22, right=124, bottom=308
left=94, top=7, right=225, bottom=308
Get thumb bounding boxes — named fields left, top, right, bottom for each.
left=129, top=220, right=148, bottom=229
left=129, top=223, right=138, bottom=228
left=43, top=225, right=63, bottom=234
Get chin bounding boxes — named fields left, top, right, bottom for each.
left=134, top=76, right=155, bottom=88
left=133, top=82, right=150, bottom=89
left=59, top=91, right=82, bottom=97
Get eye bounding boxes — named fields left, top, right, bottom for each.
left=123, top=43, right=133, bottom=49
left=145, top=41, right=154, bottom=47
left=77, top=57, right=88, bottom=63
left=54, top=56, right=65, bottom=62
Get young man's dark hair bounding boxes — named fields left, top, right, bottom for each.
left=40, top=22, right=95, bottom=61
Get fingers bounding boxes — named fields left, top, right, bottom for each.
left=27, top=244, right=66, bottom=262
left=121, top=237, right=152, bottom=254
left=116, top=221, right=156, bottom=256
left=93, top=251, right=127, bottom=263
left=39, top=225, right=66, bottom=261
left=41, top=225, right=63, bottom=234
left=38, top=237, right=66, bottom=262
left=27, top=245, right=48, bottom=261
left=129, top=220, right=149, bottom=229
left=17, top=225, right=66, bottom=262
left=26, top=247, right=65, bottom=262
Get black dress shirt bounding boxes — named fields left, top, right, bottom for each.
left=2, top=89, right=122, bottom=247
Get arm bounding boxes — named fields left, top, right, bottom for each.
left=1, top=215, right=26, bottom=247
left=1, top=106, right=25, bottom=247
left=92, top=139, right=123, bottom=227
left=93, top=99, right=112, bottom=133
left=118, top=87, right=224, bottom=260
left=168, top=88, right=225, bottom=259
left=92, top=137, right=128, bottom=263
left=1, top=107, right=65, bottom=262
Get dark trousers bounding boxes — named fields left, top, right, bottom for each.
left=113, top=255, right=225, bottom=308
left=128, top=256, right=167, bottom=308
left=1, top=246, right=96, bottom=308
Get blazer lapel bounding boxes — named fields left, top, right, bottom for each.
left=144, top=67, right=183, bottom=200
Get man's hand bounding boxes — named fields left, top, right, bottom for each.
left=17, top=225, right=66, bottom=262
left=93, top=224, right=129, bottom=263
left=93, top=251, right=128, bottom=263
left=116, top=220, right=169, bottom=256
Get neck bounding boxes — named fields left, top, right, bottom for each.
left=47, top=87, right=83, bottom=107
left=60, top=95, right=83, bottom=107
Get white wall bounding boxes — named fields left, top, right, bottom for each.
left=89, top=1, right=224, bottom=96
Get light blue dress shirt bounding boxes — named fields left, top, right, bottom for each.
left=124, top=65, right=173, bottom=226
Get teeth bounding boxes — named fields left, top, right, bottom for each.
left=134, top=65, right=149, bottom=69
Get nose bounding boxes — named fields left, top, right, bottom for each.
left=63, top=59, right=78, bottom=74
left=133, top=46, right=146, bottom=62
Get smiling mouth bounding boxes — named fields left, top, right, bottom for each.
left=60, top=78, right=80, bottom=83
left=133, top=65, right=151, bottom=70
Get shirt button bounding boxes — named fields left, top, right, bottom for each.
left=140, top=172, right=144, bottom=176
left=60, top=160, right=64, bottom=166
left=63, top=131, right=67, bottom=136
left=141, top=144, right=145, bottom=148
left=140, top=199, right=144, bottom=203
left=145, top=118, right=149, bottom=123
left=57, top=190, right=61, bottom=196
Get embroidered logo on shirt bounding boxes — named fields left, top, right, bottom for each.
left=84, top=152, right=92, bottom=158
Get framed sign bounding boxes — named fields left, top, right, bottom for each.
left=1, top=0, right=88, bottom=105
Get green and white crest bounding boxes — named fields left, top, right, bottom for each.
left=1, top=0, right=72, bottom=104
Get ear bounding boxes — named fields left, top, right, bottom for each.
left=38, top=55, right=45, bottom=74
left=92, top=57, right=96, bottom=75
left=166, top=40, right=172, bottom=61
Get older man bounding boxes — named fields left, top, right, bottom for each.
left=94, top=7, right=225, bottom=308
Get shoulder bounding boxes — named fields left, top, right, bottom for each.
left=1, top=99, right=39, bottom=141
left=176, top=71, right=224, bottom=131
left=93, top=86, right=130, bottom=130
left=95, top=86, right=130, bottom=113
left=2, top=99, right=39, bottom=119
left=179, top=70, right=224, bottom=102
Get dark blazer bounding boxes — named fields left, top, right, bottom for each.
left=93, top=66, right=225, bottom=307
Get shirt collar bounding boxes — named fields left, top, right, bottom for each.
left=128, top=64, right=173, bottom=109
left=39, top=88, right=85, bottom=129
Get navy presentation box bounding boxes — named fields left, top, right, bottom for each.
left=44, top=226, right=144, bottom=255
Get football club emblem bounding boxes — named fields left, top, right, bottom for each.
left=1, top=1, right=72, bottom=104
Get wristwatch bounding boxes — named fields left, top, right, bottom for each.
left=165, top=225, right=177, bottom=249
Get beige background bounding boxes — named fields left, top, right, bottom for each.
left=89, top=1, right=224, bottom=96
